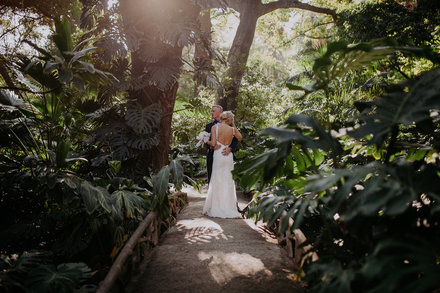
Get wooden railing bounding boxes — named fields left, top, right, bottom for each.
left=96, top=191, right=188, bottom=292
left=96, top=211, right=159, bottom=293
left=278, top=211, right=318, bottom=270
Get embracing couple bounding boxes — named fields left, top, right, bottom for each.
left=202, top=105, right=243, bottom=219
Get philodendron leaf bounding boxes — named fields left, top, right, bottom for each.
left=53, top=16, right=73, bottom=54
left=152, top=165, right=170, bottom=200
left=80, top=181, right=99, bottom=214
left=169, top=160, right=184, bottom=191
left=25, top=262, right=91, bottom=293
left=111, top=190, right=145, bottom=218
left=80, top=181, right=112, bottom=214
left=108, top=160, right=121, bottom=175
left=56, top=141, right=70, bottom=169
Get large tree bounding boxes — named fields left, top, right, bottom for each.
left=115, top=0, right=336, bottom=168
left=206, top=0, right=337, bottom=110
left=117, top=0, right=201, bottom=169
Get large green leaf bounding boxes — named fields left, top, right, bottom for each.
left=13, top=251, right=53, bottom=273
left=350, top=68, right=440, bottom=145
left=111, top=190, right=146, bottom=218
left=145, top=55, right=182, bottom=91
left=262, top=115, right=342, bottom=157
left=53, top=16, right=73, bottom=55
left=361, top=237, right=440, bottom=293
left=125, top=102, right=162, bottom=135
left=152, top=165, right=170, bottom=200
left=169, top=160, right=184, bottom=191
left=79, top=181, right=113, bottom=215
left=126, top=135, right=160, bottom=150
left=307, top=260, right=356, bottom=293
left=69, top=47, right=97, bottom=65
left=234, top=142, right=291, bottom=190
left=56, top=141, right=70, bottom=169
left=25, top=263, right=90, bottom=293
left=287, top=39, right=432, bottom=96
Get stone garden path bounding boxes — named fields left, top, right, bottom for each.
left=127, top=186, right=306, bottom=293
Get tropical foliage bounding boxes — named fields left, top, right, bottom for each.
left=0, top=16, right=186, bottom=292
left=1, top=0, right=440, bottom=292
left=234, top=39, right=440, bottom=292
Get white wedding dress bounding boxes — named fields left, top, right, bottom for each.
left=203, top=125, right=241, bottom=218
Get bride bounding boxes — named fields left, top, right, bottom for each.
left=203, top=111, right=243, bottom=218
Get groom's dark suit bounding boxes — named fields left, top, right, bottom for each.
left=205, top=120, right=238, bottom=184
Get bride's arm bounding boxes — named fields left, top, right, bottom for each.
left=209, top=125, right=217, bottom=147
left=232, top=122, right=242, bottom=141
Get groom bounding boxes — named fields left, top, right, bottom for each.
left=205, top=105, right=238, bottom=184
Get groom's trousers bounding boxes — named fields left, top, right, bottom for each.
left=207, top=149, right=214, bottom=184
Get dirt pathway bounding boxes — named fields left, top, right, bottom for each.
left=127, top=186, right=306, bottom=293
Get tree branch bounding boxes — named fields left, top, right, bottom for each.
left=262, top=0, right=336, bottom=21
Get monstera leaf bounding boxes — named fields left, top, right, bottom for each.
left=137, top=38, right=167, bottom=63
left=145, top=55, right=182, bottom=91
left=158, top=21, right=196, bottom=47
left=350, top=68, right=440, bottom=145
left=263, top=114, right=342, bottom=155
left=126, top=135, right=160, bottom=150
left=287, top=39, right=431, bottom=96
left=361, top=237, right=440, bottom=293
left=125, top=103, right=161, bottom=135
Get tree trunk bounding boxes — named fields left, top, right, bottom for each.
left=216, top=0, right=336, bottom=111
left=194, top=9, right=213, bottom=98
left=218, top=9, right=259, bottom=110
left=138, top=82, right=179, bottom=169
left=120, top=0, right=200, bottom=170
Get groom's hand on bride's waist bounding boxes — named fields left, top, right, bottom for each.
left=222, top=147, right=232, bottom=156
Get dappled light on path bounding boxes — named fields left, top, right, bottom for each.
left=198, top=251, right=272, bottom=285
left=177, top=218, right=234, bottom=244
left=127, top=186, right=305, bottom=292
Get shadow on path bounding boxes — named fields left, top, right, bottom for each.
left=127, top=186, right=306, bottom=293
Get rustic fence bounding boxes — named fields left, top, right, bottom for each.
left=96, top=192, right=188, bottom=293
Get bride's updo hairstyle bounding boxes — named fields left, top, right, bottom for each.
left=220, top=111, right=234, bottom=124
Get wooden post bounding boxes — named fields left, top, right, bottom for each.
left=96, top=211, right=158, bottom=293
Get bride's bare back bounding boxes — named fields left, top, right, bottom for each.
left=216, top=123, right=234, bottom=145
left=210, top=122, right=242, bottom=147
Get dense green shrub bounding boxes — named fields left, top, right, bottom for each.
left=234, top=39, right=440, bottom=292
left=0, top=17, right=186, bottom=292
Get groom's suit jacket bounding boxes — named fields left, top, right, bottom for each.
left=205, top=120, right=238, bottom=183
